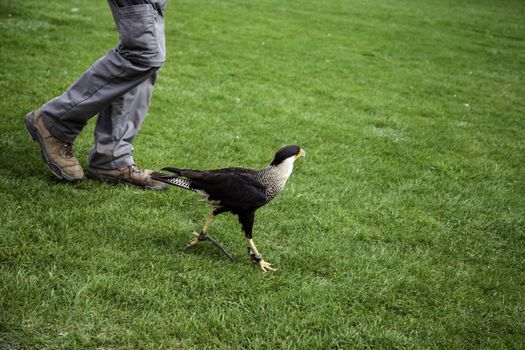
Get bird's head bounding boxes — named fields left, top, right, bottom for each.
left=264, top=145, right=305, bottom=197
left=270, top=145, right=305, bottom=166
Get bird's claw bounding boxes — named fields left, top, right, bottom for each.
left=258, top=259, right=276, bottom=272
left=185, top=231, right=235, bottom=262
left=185, top=238, right=199, bottom=248
left=185, top=231, right=202, bottom=248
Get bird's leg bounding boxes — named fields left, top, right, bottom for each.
left=246, top=238, right=276, bottom=272
left=186, top=210, right=214, bottom=248
left=185, top=209, right=235, bottom=261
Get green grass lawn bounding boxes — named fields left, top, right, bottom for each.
left=1, top=0, right=524, bottom=348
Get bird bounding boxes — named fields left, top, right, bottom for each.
left=151, top=145, right=305, bottom=272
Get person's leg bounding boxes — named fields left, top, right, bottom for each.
left=26, top=0, right=166, bottom=183
left=85, top=71, right=167, bottom=191
left=40, top=0, right=166, bottom=144
left=88, top=72, right=157, bottom=169
left=84, top=0, right=168, bottom=190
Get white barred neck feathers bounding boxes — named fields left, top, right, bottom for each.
left=255, top=145, right=305, bottom=201
left=255, top=158, right=295, bottom=200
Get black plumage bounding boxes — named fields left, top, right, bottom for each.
left=151, top=145, right=305, bottom=272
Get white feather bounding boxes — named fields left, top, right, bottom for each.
left=271, top=155, right=296, bottom=185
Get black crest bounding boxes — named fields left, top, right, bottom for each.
left=270, top=145, right=301, bottom=166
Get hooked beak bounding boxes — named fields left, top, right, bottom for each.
left=296, top=148, right=306, bottom=159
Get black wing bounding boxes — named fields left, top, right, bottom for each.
left=181, top=169, right=268, bottom=210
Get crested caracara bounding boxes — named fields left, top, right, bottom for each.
left=151, top=145, right=305, bottom=272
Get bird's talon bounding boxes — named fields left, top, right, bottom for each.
left=186, top=232, right=201, bottom=248
left=185, top=239, right=198, bottom=248
left=258, top=259, right=276, bottom=272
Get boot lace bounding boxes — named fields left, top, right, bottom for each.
left=127, top=164, right=143, bottom=175
left=62, top=143, right=74, bottom=158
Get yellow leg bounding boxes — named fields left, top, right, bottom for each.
left=246, top=238, right=276, bottom=272
left=186, top=210, right=215, bottom=248
left=201, top=210, right=215, bottom=233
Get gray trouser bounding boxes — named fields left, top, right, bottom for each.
left=40, top=0, right=167, bottom=169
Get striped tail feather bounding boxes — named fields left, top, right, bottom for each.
left=150, top=172, right=196, bottom=192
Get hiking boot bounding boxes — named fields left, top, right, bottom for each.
left=24, top=110, right=84, bottom=182
left=86, top=164, right=167, bottom=191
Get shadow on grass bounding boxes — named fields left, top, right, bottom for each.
left=151, top=232, right=238, bottom=264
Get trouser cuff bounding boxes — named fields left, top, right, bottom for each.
left=41, top=111, right=77, bottom=143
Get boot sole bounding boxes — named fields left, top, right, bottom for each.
left=24, top=112, right=81, bottom=183
left=86, top=170, right=167, bottom=191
